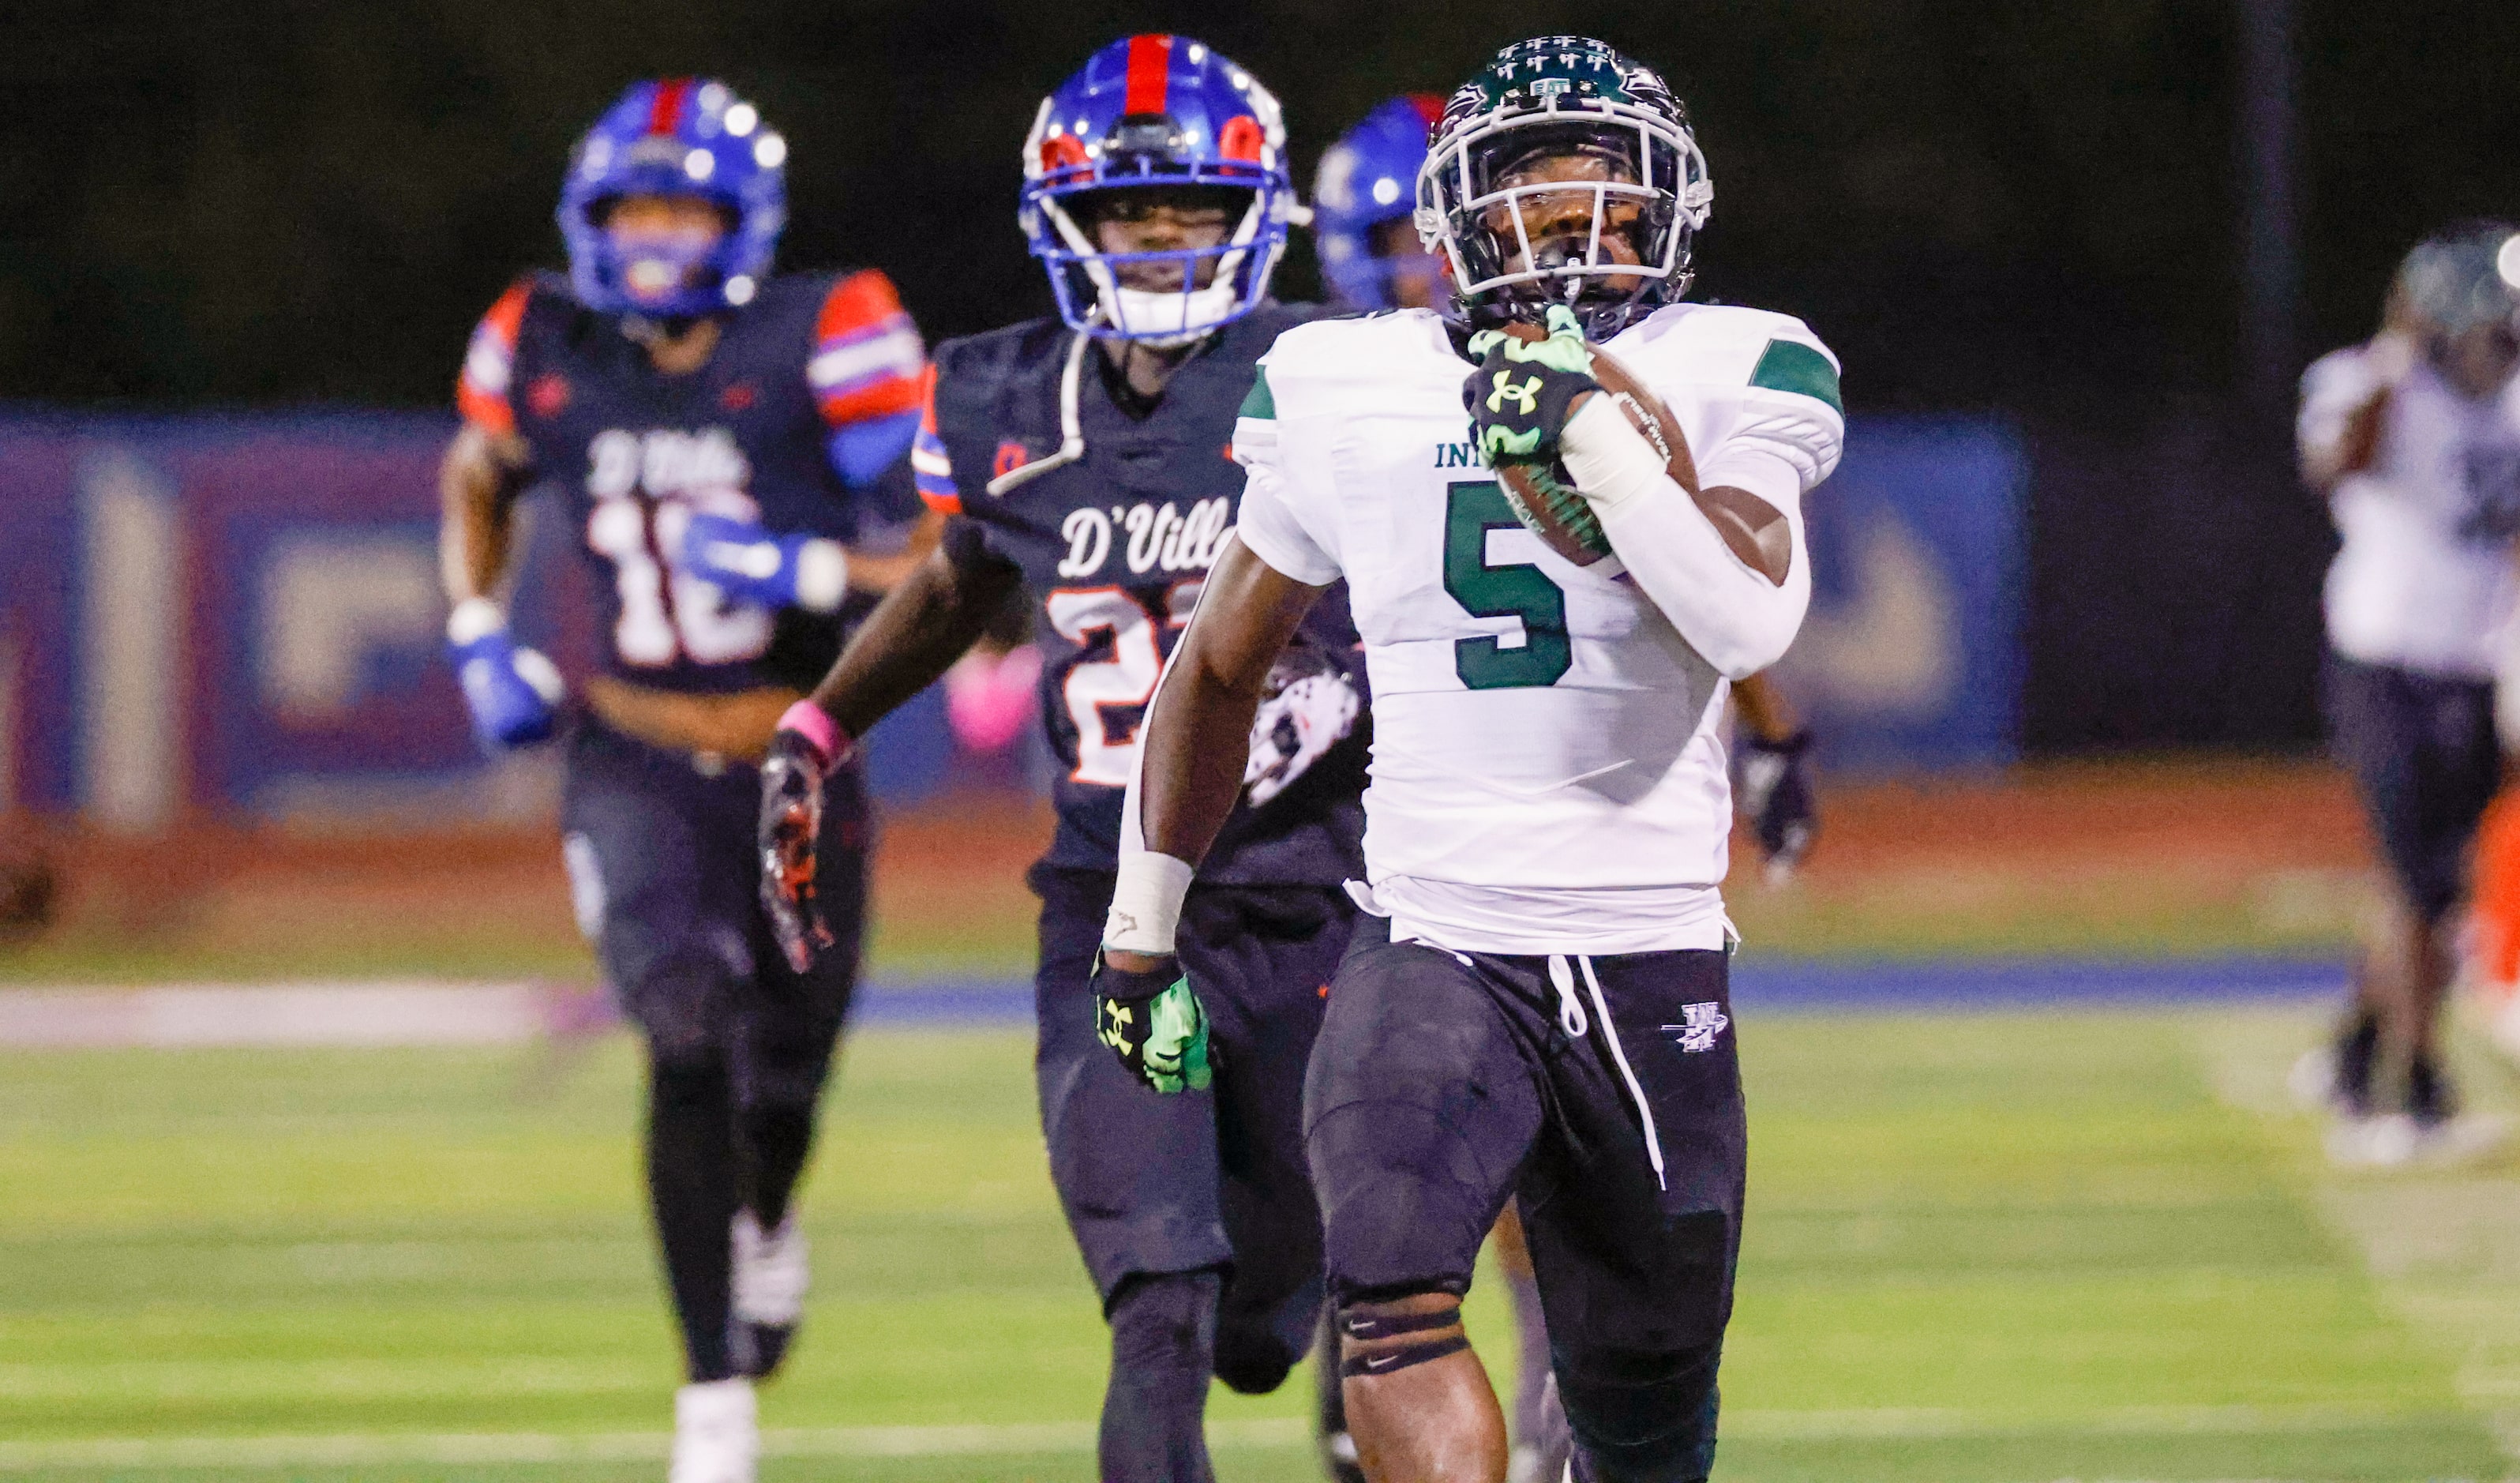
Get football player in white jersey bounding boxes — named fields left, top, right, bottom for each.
left=1089, top=37, right=1842, bottom=1482
left=2297, top=223, right=2520, bottom=1163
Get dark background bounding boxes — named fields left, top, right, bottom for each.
left=10, top=0, right=2519, bottom=753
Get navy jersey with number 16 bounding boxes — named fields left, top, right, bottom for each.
left=456, top=268, right=928, bottom=695
left=916, top=304, right=1365, bottom=885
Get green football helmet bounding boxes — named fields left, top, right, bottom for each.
left=2396, top=222, right=2520, bottom=338
left=1416, top=36, right=1712, bottom=338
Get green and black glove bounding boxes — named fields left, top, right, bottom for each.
left=1462, top=304, right=1603, bottom=466
left=1091, top=952, right=1213, bottom=1094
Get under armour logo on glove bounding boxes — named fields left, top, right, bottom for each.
left=1089, top=952, right=1212, bottom=1094
left=1487, top=371, right=1543, bottom=416
left=1463, top=304, right=1603, bottom=468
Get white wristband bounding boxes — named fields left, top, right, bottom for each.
left=1103, top=852, right=1196, bottom=955
left=447, top=596, right=507, bottom=645
left=793, top=539, right=849, bottom=613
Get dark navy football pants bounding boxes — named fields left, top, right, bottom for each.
left=1309, top=914, right=1744, bottom=1483
left=561, top=719, right=868, bottom=1379
left=2324, top=651, right=2503, bottom=924
left=1031, top=864, right=1353, bottom=1394
left=561, top=719, right=868, bottom=1081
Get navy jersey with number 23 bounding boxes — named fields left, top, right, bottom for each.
left=916, top=304, right=1364, bottom=885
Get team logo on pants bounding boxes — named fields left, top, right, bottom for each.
left=1664, top=1003, right=1730, bottom=1053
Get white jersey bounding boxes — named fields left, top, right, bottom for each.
left=2301, top=344, right=2520, bottom=678
left=1232, top=305, right=1843, bottom=955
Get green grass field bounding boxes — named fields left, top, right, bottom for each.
left=6, top=1003, right=2517, bottom=1481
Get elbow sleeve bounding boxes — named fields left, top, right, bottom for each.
left=1562, top=399, right=1813, bottom=679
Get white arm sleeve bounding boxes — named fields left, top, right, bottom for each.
left=1559, top=395, right=1818, bottom=680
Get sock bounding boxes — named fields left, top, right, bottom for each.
left=647, top=1053, right=741, bottom=1383
left=2334, top=1007, right=2381, bottom=1112
left=1101, top=1269, right=1223, bottom=1483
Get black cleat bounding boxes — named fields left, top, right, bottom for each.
left=2332, top=1012, right=2381, bottom=1117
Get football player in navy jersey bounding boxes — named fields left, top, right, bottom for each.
left=437, top=78, right=933, bottom=1483
left=756, top=36, right=1367, bottom=1483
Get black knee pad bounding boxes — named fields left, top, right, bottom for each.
left=1558, top=1346, right=1720, bottom=1483
left=1337, top=1293, right=1469, bottom=1380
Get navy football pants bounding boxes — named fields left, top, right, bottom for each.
left=561, top=719, right=868, bottom=1380
left=1309, top=914, right=1744, bottom=1483
left=2324, top=651, right=2503, bottom=924
left=1031, top=864, right=1353, bottom=1393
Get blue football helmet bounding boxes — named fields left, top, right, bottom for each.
left=1311, top=95, right=1443, bottom=310
left=559, top=78, right=788, bottom=317
left=1020, top=35, right=1294, bottom=344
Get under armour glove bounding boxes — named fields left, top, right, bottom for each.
left=1244, top=640, right=1362, bottom=808
left=447, top=598, right=563, bottom=750
left=683, top=514, right=850, bottom=614
left=1091, top=952, right=1213, bottom=1094
left=1738, top=729, right=1818, bottom=882
left=759, top=703, right=849, bottom=971
left=1462, top=304, right=1603, bottom=466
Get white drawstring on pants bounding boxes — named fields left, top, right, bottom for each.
left=1548, top=953, right=1667, bottom=1192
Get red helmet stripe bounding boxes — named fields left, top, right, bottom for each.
left=648, top=78, right=692, bottom=135
left=1123, top=35, right=1172, bottom=116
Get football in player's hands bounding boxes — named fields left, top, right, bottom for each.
left=1463, top=305, right=1603, bottom=465
left=1472, top=313, right=1698, bottom=569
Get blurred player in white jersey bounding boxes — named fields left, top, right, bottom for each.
left=1097, top=38, right=1843, bottom=1481
left=2297, top=223, right=2520, bottom=1164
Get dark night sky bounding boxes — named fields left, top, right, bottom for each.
left=9, top=0, right=2518, bottom=411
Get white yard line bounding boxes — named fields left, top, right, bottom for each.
left=0, top=1406, right=2478, bottom=1473
left=0, top=983, right=552, bottom=1048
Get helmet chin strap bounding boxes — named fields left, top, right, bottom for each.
left=620, top=311, right=709, bottom=342
left=1103, top=285, right=1239, bottom=349
left=1048, top=189, right=1269, bottom=347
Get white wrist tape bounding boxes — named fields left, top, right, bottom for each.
left=793, top=539, right=849, bottom=614
left=447, top=596, right=507, bottom=645
left=1103, top=852, right=1196, bottom=955
left=1558, top=395, right=1673, bottom=511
